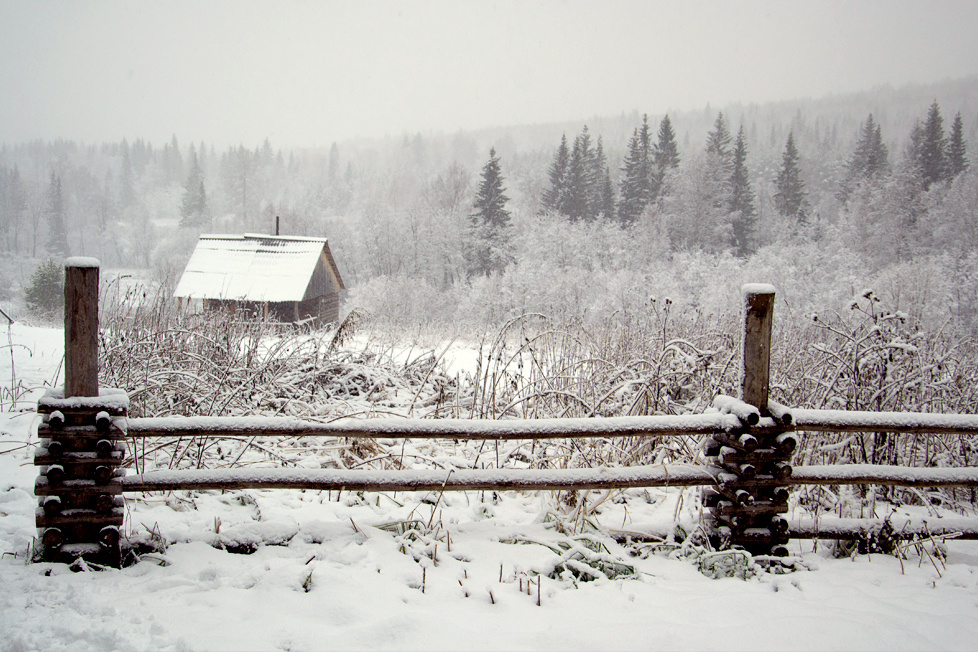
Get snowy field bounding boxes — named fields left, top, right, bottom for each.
left=3, top=323, right=978, bottom=651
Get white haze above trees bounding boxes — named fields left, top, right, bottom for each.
left=3, top=1, right=978, bottom=147
left=0, top=78, right=976, bottom=338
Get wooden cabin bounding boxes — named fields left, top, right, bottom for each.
left=174, top=234, right=345, bottom=323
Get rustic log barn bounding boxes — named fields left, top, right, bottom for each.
left=174, top=234, right=345, bottom=323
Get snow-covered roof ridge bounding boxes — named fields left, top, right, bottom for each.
left=243, top=233, right=327, bottom=243
left=196, top=233, right=330, bottom=244
left=173, top=232, right=340, bottom=302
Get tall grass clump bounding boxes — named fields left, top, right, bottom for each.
left=456, top=290, right=978, bottom=511
left=96, top=278, right=978, bottom=510
left=97, top=282, right=459, bottom=420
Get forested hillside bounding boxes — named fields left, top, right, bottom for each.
left=2, top=76, right=977, bottom=334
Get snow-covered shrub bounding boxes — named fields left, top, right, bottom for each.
left=347, top=274, right=455, bottom=335
left=23, top=259, right=64, bottom=318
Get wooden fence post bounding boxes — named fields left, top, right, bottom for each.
left=64, top=258, right=100, bottom=398
left=739, top=283, right=776, bottom=413
left=703, top=283, right=789, bottom=556
left=35, top=257, right=127, bottom=567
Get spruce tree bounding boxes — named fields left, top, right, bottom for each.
left=840, top=114, right=889, bottom=201
left=119, top=141, right=135, bottom=209
left=948, top=112, right=969, bottom=178
left=543, top=127, right=610, bottom=221
left=563, top=127, right=594, bottom=221
left=906, top=120, right=925, bottom=171
left=180, top=150, right=208, bottom=227
left=44, top=172, right=70, bottom=257
left=729, top=125, right=756, bottom=257
left=774, top=131, right=808, bottom=222
left=469, top=148, right=512, bottom=276
left=918, top=101, right=948, bottom=190
left=618, top=114, right=654, bottom=225
left=705, top=112, right=732, bottom=163
left=704, top=112, right=733, bottom=212
left=599, top=168, right=616, bottom=221
left=655, top=114, right=680, bottom=172
left=594, top=137, right=615, bottom=220
left=541, top=134, right=569, bottom=214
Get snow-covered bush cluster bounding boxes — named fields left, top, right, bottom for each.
left=94, top=272, right=978, bottom=516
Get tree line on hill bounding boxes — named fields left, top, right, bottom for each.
left=466, top=100, right=969, bottom=276
left=0, top=83, right=976, bottom=329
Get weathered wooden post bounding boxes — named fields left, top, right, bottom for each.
left=34, top=258, right=128, bottom=567
left=64, top=259, right=100, bottom=398
left=739, top=284, right=776, bottom=412
left=704, top=284, right=793, bottom=556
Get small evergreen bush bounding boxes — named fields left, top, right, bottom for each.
left=24, top=259, right=64, bottom=316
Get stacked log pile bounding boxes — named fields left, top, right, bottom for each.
left=703, top=396, right=795, bottom=556
left=703, top=284, right=789, bottom=556
left=33, top=391, right=128, bottom=566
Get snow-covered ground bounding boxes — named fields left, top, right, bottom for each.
left=3, top=323, right=978, bottom=651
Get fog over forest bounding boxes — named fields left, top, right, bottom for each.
left=7, top=7, right=978, bottom=647
left=2, top=75, right=976, bottom=338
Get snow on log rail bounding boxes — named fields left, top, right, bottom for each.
left=121, top=464, right=716, bottom=493
left=124, top=413, right=741, bottom=440
left=123, top=408, right=978, bottom=441
left=788, top=515, right=978, bottom=539
left=38, top=271, right=978, bottom=565
left=117, top=463, right=978, bottom=493
left=791, top=464, right=978, bottom=487
left=612, top=517, right=978, bottom=541
left=790, top=408, right=978, bottom=434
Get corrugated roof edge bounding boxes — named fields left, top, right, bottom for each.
left=196, top=234, right=329, bottom=244
left=245, top=233, right=327, bottom=243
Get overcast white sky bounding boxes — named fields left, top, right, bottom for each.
left=2, top=0, right=977, bottom=148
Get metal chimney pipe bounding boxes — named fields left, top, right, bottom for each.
left=275, top=215, right=280, bottom=236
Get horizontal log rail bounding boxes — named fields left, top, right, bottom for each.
left=790, top=408, right=978, bottom=435
left=792, top=464, right=978, bottom=487
left=122, top=413, right=740, bottom=440
left=121, top=408, right=978, bottom=441
left=108, top=462, right=978, bottom=494
left=118, top=464, right=717, bottom=493
left=613, top=516, right=978, bottom=542
left=787, top=515, right=978, bottom=540
left=36, top=270, right=978, bottom=565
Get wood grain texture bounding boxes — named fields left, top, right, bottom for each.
left=64, top=262, right=99, bottom=398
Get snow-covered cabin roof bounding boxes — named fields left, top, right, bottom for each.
left=174, top=234, right=344, bottom=302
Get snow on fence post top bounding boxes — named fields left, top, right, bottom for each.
left=64, top=258, right=100, bottom=398
left=739, top=283, right=776, bottom=412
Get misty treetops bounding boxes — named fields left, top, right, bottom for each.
left=532, top=101, right=968, bottom=260
left=0, top=93, right=973, bottom=306
left=469, top=147, right=512, bottom=277
left=539, top=112, right=756, bottom=254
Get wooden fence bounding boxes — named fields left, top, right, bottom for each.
left=33, top=261, right=978, bottom=566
